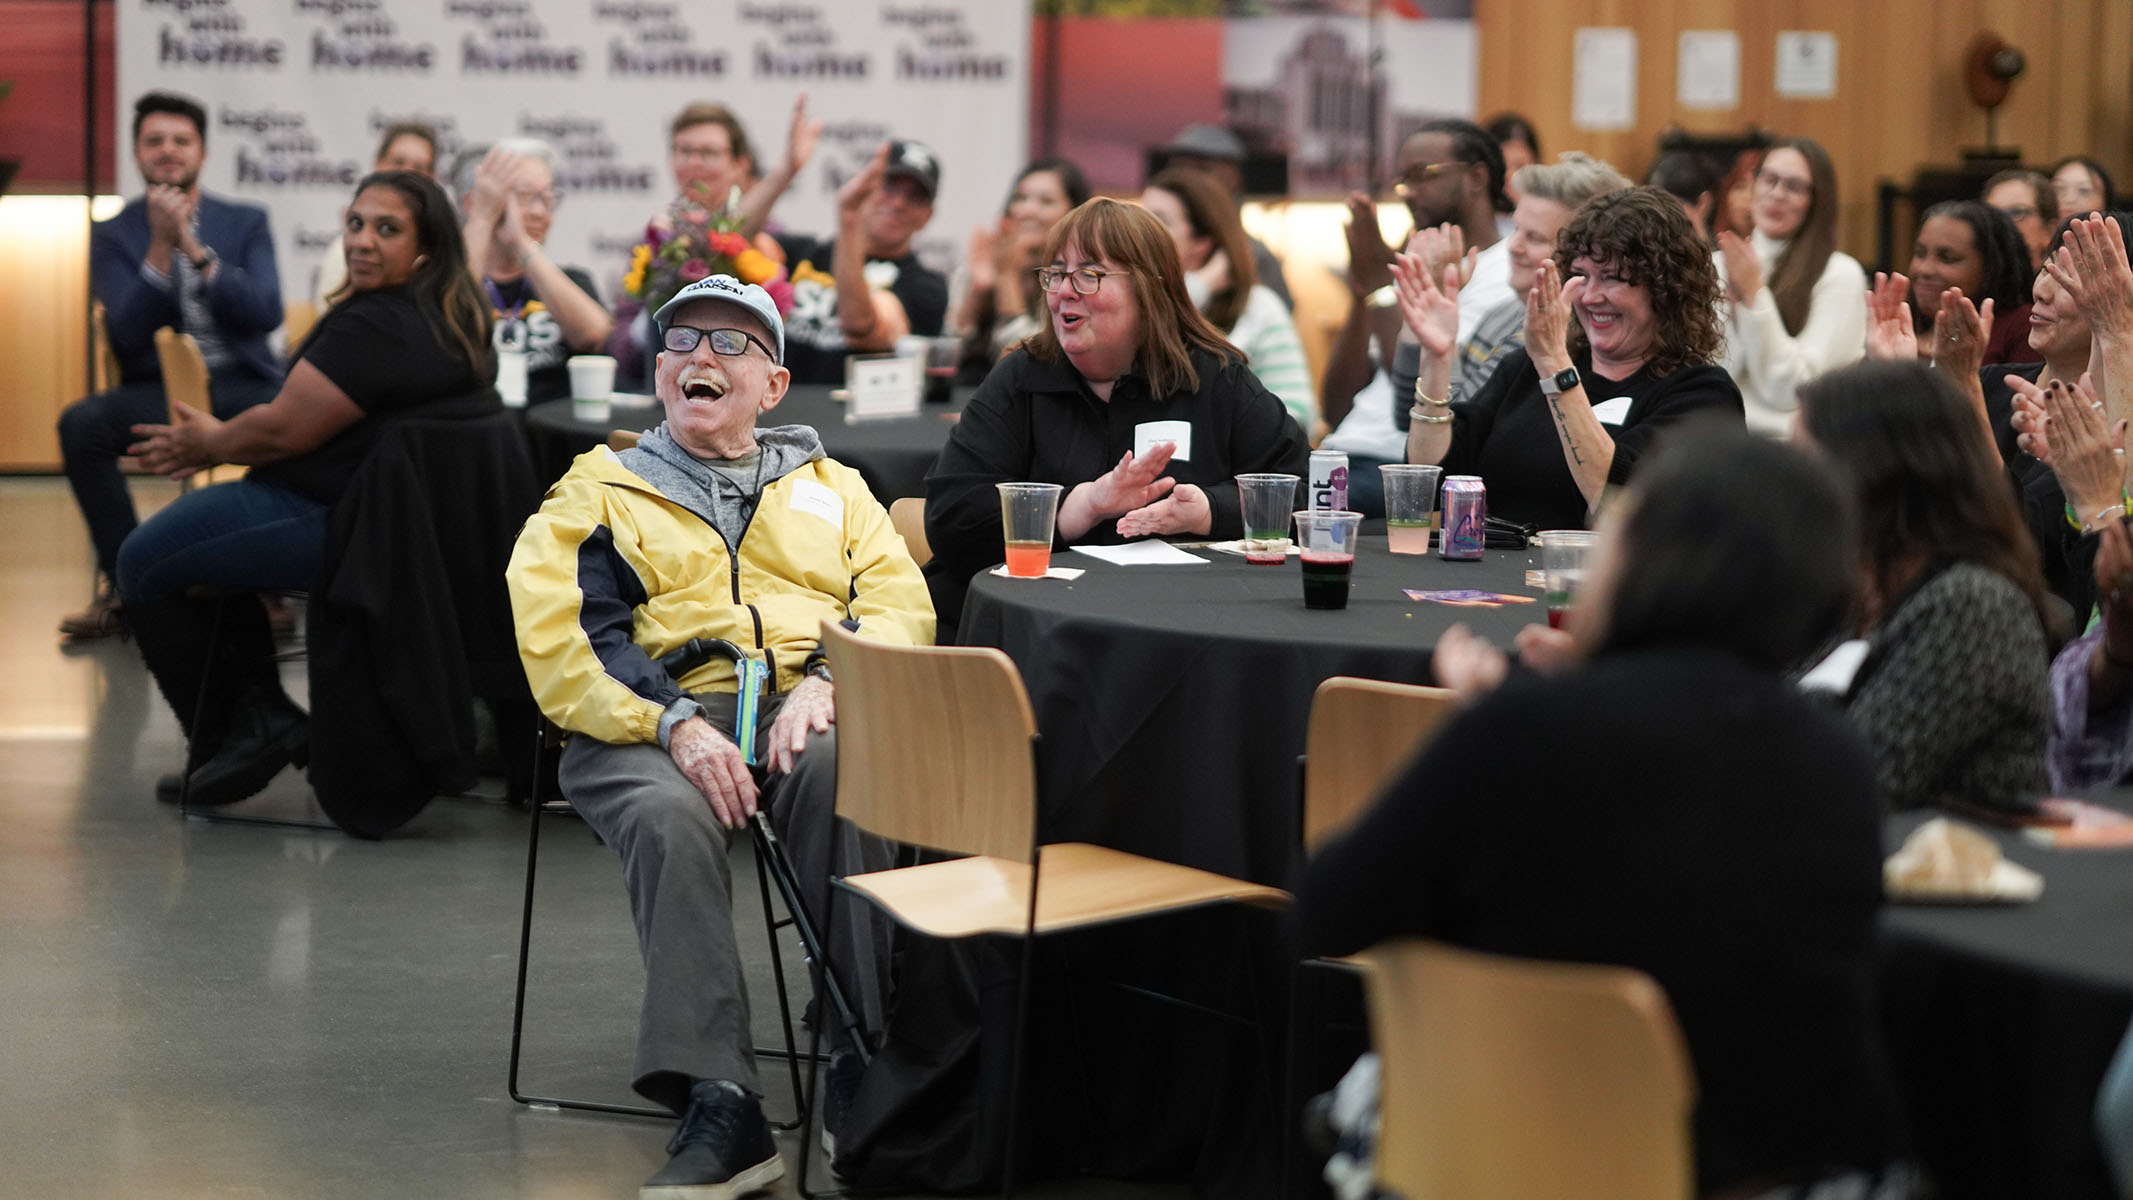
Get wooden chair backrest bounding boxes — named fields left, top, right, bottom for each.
left=283, top=300, right=320, bottom=349
left=1303, top=677, right=1455, bottom=852
left=92, top=303, right=122, bottom=394
left=889, top=495, right=931, bottom=568
left=1362, top=939, right=1697, bottom=1200
left=153, top=327, right=210, bottom=422
left=822, top=619, right=1037, bottom=863
left=606, top=429, right=643, bottom=453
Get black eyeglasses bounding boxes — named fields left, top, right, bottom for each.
left=1035, top=266, right=1114, bottom=296
left=1393, top=160, right=1468, bottom=198
left=662, top=324, right=777, bottom=362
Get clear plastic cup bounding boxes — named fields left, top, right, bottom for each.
left=1381, top=464, right=1442, bottom=555
left=496, top=348, right=529, bottom=408
left=1539, top=530, right=1600, bottom=629
left=1293, top=509, right=1363, bottom=610
left=998, top=483, right=1065, bottom=578
left=1236, top=473, right=1300, bottom=564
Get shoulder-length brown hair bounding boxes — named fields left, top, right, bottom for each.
left=1761, top=137, right=1842, bottom=337
left=1798, top=360, right=2058, bottom=637
left=1144, top=166, right=1258, bottom=332
left=1026, top=197, right=1240, bottom=398
left=1554, top=186, right=1724, bottom=377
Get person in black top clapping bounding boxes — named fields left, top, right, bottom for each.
left=924, top=197, right=1309, bottom=627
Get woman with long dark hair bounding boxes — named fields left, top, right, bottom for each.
left=1901, top=200, right=2039, bottom=365
left=1796, top=359, right=2055, bottom=813
left=948, top=156, right=1089, bottom=381
left=1715, top=137, right=1867, bottom=436
left=119, top=170, right=494, bottom=806
left=1302, top=425, right=1907, bottom=1198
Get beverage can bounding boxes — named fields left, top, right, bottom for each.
left=1440, top=475, right=1487, bottom=560
left=1308, top=450, right=1349, bottom=511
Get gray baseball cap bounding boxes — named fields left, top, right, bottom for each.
left=1165, top=123, right=1246, bottom=162
left=653, top=274, right=784, bottom=363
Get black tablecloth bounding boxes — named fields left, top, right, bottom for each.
left=519, top=384, right=963, bottom=501
left=1879, top=808, right=2133, bottom=1199
left=962, top=543, right=1539, bottom=887
left=841, top=543, right=1545, bottom=1196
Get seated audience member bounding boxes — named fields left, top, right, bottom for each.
left=455, top=140, right=612, bottom=403
left=775, top=141, right=949, bottom=385
left=924, top=198, right=1309, bottom=627
left=1142, top=167, right=1315, bottom=433
left=1715, top=138, right=1867, bottom=437
left=1160, top=122, right=1291, bottom=308
left=1902, top=201, right=2040, bottom=364
left=1301, top=426, right=1907, bottom=1199
left=1794, top=360, right=2055, bottom=813
left=315, top=120, right=438, bottom=308
left=118, top=171, right=491, bottom=806
left=1713, top=150, right=1759, bottom=243
left=507, top=274, right=931, bottom=1196
left=1645, top=150, right=1720, bottom=242
left=1402, top=187, right=1743, bottom=531
left=1323, top=120, right=1512, bottom=516
left=1483, top=112, right=1541, bottom=210
left=2047, top=520, right=2133, bottom=790
left=2052, top=155, right=2118, bottom=218
left=1982, top=168, right=2059, bottom=271
left=1391, top=152, right=1631, bottom=434
left=59, top=90, right=283, bottom=641
left=950, top=156, right=1089, bottom=381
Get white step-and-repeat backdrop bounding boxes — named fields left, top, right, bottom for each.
left=118, top=0, right=1030, bottom=306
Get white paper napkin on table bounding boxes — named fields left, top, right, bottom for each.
left=988, top=564, right=1086, bottom=581
left=1071, top=540, right=1210, bottom=566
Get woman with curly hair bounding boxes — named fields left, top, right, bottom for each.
left=1402, top=185, right=1743, bottom=529
left=1903, top=200, right=2038, bottom=365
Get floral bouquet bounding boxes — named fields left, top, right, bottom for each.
left=622, top=192, right=794, bottom=318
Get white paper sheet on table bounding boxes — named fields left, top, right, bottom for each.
left=1071, top=540, right=1210, bottom=566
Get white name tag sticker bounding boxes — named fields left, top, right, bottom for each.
left=1590, top=396, right=1633, bottom=426
left=1799, top=638, right=1870, bottom=696
left=1134, top=420, right=1192, bottom=462
left=788, top=478, right=843, bottom=529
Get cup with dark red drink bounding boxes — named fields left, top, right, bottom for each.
left=1293, top=509, right=1362, bottom=610
left=1539, top=529, right=1598, bottom=628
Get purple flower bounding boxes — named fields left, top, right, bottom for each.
left=680, top=258, right=710, bottom=282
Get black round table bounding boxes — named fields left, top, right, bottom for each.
left=520, top=384, right=964, bottom=501
left=1879, top=807, right=2133, bottom=1199
left=959, top=540, right=1542, bottom=888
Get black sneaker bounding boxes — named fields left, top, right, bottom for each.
left=820, top=1046, right=864, bottom=1166
left=642, top=1078, right=784, bottom=1200
left=183, top=688, right=308, bottom=808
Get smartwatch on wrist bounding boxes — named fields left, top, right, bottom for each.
left=189, top=248, right=218, bottom=273
left=1537, top=365, right=1581, bottom=398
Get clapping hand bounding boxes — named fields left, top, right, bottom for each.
left=784, top=91, right=823, bottom=174
left=2048, top=216, right=2133, bottom=346
left=1930, top=288, right=1992, bottom=377
left=127, top=401, right=220, bottom=480
left=1344, top=191, right=1394, bottom=296
left=1716, top=230, right=1761, bottom=304
left=2012, top=373, right=2126, bottom=519
left=1116, top=484, right=1210, bottom=538
left=1432, top=623, right=1508, bottom=702
left=966, top=222, right=1001, bottom=292
left=1523, top=260, right=1583, bottom=370
left=838, top=143, right=889, bottom=230
left=1388, top=250, right=1461, bottom=360
left=1082, top=442, right=1177, bottom=518
left=146, top=184, right=194, bottom=252
left=1865, top=272, right=1918, bottom=361
left=1408, top=223, right=1476, bottom=291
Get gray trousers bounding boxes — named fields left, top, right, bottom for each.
left=560, top=689, right=895, bottom=1113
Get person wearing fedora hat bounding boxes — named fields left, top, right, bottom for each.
left=508, top=272, right=933, bottom=1197
left=774, top=140, right=950, bottom=384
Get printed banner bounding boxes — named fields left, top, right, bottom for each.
left=118, top=0, right=1030, bottom=306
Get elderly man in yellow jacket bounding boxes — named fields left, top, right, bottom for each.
left=507, top=273, right=932, bottom=1199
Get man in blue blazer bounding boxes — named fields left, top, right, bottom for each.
left=58, top=91, right=284, bottom=639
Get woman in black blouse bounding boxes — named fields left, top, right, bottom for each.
left=119, top=170, right=493, bottom=807
left=924, top=197, right=1308, bottom=625
left=1400, top=186, right=1742, bottom=530
left=1302, top=427, right=1906, bottom=1197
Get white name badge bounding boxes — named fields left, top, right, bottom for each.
left=1133, top=419, right=1193, bottom=462
left=1799, top=639, right=1870, bottom=696
left=1590, top=396, right=1632, bottom=426
left=845, top=354, right=922, bottom=422
left=788, top=478, right=844, bottom=529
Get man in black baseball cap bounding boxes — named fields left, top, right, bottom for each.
left=772, top=139, right=949, bottom=384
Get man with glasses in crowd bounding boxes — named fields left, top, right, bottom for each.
left=775, top=139, right=949, bottom=384
left=58, top=90, right=284, bottom=640
left=457, top=138, right=613, bottom=403
left=507, top=273, right=932, bottom=1198
left=1319, top=119, right=1512, bottom=516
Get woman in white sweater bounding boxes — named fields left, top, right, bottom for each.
left=1716, top=137, right=1867, bottom=436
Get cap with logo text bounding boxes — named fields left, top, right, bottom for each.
left=653, top=274, right=784, bottom=364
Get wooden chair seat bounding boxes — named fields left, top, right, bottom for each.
left=839, top=841, right=1288, bottom=939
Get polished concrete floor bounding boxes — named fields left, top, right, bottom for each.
left=0, top=477, right=1186, bottom=1200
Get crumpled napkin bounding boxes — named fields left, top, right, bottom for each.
left=1884, top=817, right=2043, bottom=902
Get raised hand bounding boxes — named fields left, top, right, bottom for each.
left=1523, top=259, right=1583, bottom=371
left=837, top=143, right=889, bottom=228
left=1344, top=191, right=1394, bottom=296
left=1717, top=229, right=1761, bottom=304
left=1865, top=271, right=1918, bottom=361
left=2054, top=216, right=2133, bottom=346
left=1408, top=223, right=1474, bottom=290
left=1080, top=443, right=1178, bottom=519
left=146, top=184, right=190, bottom=250
left=1388, top=250, right=1460, bottom=360
left=2040, top=373, right=2128, bottom=520
left=1929, top=288, right=1992, bottom=377
left=966, top=222, right=1000, bottom=292
left=784, top=91, right=824, bottom=173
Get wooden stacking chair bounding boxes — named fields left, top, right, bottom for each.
left=153, top=326, right=235, bottom=491
left=814, top=619, right=1290, bottom=1194
left=888, top=495, right=931, bottom=568
left=1302, top=677, right=1456, bottom=854
left=604, top=428, right=641, bottom=453
left=1360, top=938, right=1697, bottom=1200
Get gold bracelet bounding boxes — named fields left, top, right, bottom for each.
left=1412, top=377, right=1451, bottom=409
left=1409, top=404, right=1454, bottom=425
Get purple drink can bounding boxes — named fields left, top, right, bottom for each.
left=1440, top=475, right=1487, bottom=560
left=1309, top=450, right=1349, bottom=511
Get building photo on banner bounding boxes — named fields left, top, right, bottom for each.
left=116, top=0, right=1030, bottom=306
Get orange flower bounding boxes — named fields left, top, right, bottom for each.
left=733, top=248, right=777, bottom=285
